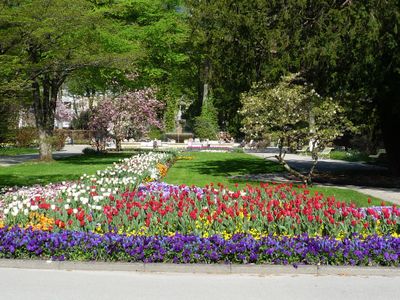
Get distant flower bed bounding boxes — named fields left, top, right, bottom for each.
left=0, top=227, right=398, bottom=266
left=186, top=146, right=233, bottom=152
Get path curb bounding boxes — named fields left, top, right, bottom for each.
left=0, top=259, right=398, bottom=276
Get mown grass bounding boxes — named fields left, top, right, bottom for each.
left=165, top=151, right=284, bottom=188
left=0, top=150, right=385, bottom=207
left=164, top=151, right=383, bottom=207
left=0, top=147, right=38, bottom=156
left=0, top=152, right=134, bottom=188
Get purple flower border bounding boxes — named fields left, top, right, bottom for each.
left=0, top=226, right=399, bottom=266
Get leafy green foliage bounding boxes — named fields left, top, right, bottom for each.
left=185, top=0, right=400, bottom=174
left=240, top=73, right=354, bottom=184
left=0, top=0, right=140, bottom=159
left=194, top=98, right=219, bottom=139
left=240, top=73, right=353, bottom=151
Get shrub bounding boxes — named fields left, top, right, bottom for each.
left=57, top=129, right=93, bottom=145
left=194, top=98, right=219, bottom=140
left=82, top=147, right=98, bottom=155
left=148, top=127, right=163, bottom=140
left=51, top=129, right=66, bottom=151
left=71, top=110, right=91, bottom=130
left=15, top=127, right=38, bottom=147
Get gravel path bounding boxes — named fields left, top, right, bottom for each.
left=0, top=145, right=90, bottom=167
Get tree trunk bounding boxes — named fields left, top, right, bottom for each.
left=37, top=127, right=52, bottom=160
left=32, top=76, right=62, bottom=161
left=115, top=138, right=121, bottom=151
left=275, top=140, right=318, bottom=185
left=378, top=80, right=400, bottom=175
left=202, top=59, right=211, bottom=105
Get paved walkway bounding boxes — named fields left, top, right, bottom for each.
left=247, top=149, right=400, bottom=205
left=0, top=145, right=89, bottom=167
left=0, top=267, right=399, bottom=300
left=247, top=148, right=387, bottom=173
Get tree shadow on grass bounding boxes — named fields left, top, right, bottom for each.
left=0, top=173, right=83, bottom=188
left=181, top=157, right=284, bottom=178
left=0, top=153, right=136, bottom=188
left=55, top=153, right=134, bottom=165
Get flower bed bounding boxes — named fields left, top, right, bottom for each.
left=0, top=151, right=399, bottom=265
left=1, top=180, right=399, bottom=238
left=0, top=152, right=173, bottom=220
left=0, top=227, right=398, bottom=266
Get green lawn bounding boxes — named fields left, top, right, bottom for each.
left=0, top=152, right=134, bottom=188
left=0, top=147, right=39, bottom=156
left=165, top=151, right=284, bottom=188
left=164, top=151, right=383, bottom=207
left=0, top=150, right=384, bottom=207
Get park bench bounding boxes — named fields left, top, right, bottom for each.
left=296, top=145, right=309, bottom=154
left=369, top=149, right=386, bottom=159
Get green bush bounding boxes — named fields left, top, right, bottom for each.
left=82, top=147, right=98, bottom=155
left=71, top=110, right=91, bottom=130
left=194, top=98, right=219, bottom=140
left=329, top=150, right=371, bottom=162
left=148, top=127, right=163, bottom=140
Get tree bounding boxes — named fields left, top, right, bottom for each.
left=89, top=88, right=164, bottom=151
left=193, top=97, right=219, bottom=140
left=185, top=0, right=286, bottom=136
left=55, top=100, right=74, bottom=127
left=186, top=0, right=400, bottom=174
left=62, top=1, right=196, bottom=134
left=240, top=73, right=353, bottom=184
left=291, top=1, right=400, bottom=174
left=0, top=0, right=137, bottom=160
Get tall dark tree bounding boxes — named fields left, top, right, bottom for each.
left=186, top=0, right=400, bottom=173
left=185, top=1, right=286, bottom=135
left=274, top=0, right=400, bottom=174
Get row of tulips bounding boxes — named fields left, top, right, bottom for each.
left=2, top=178, right=399, bottom=237
left=0, top=226, right=398, bottom=266
left=0, top=151, right=174, bottom=220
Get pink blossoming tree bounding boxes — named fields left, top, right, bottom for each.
left=55, top=100, right=75, bottom=125
left=90, top=88, right=164, bottom=151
